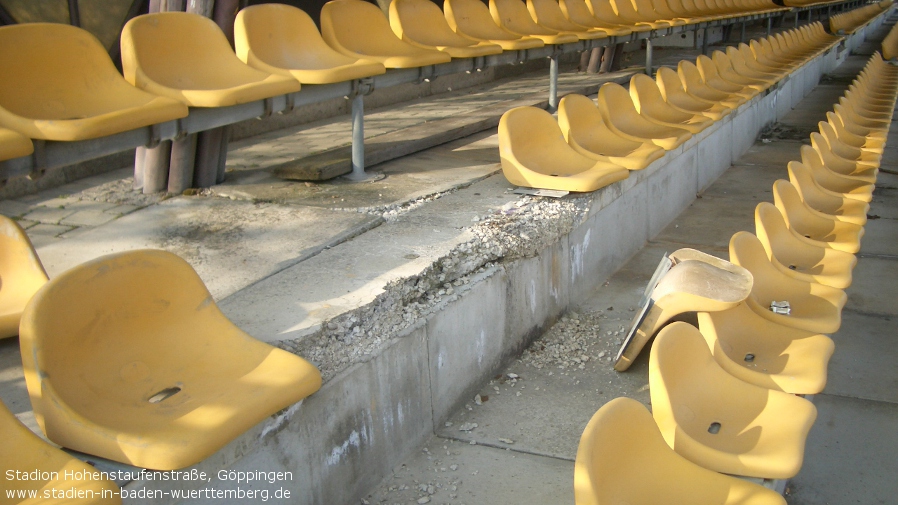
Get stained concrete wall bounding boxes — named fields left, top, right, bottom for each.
left=120, top=31, right=861, bottom=505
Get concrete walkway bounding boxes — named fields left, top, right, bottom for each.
left=360, top=46, right=898, bottom=505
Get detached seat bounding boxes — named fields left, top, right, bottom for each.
left=321, top=0, right=451, bottom=68
left=0, top=216, right=48, bottom=339
left=121, top=12, right=301, bottom=107
left=698, top=302, right=835, bottom=395
left=557, top=94, right=665, bottom=171
left=649, top=322, right=818, bottom=479
left=498, top=106, right=630, bottom=192
left=0, top=127, right=32, bottom=161
left=0, top=23, right=187, bottom=141
left=2, top=401, right=121, bottom=505
left=574, top=397, right=786, bottom=505
left=234, top=4, right=386, bottom=84
left=444, top=0, right=546, bottom=50
left=391, top=0, right=504, bottom=57
left=19, top=249, right=323, bottom=470
left=729, top=231, right=846, bottom=334
left=613, top=249, right=753, bottom=372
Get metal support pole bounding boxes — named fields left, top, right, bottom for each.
left=216, top=125, right=230, bottom=184
left=586, top=47, right=602, bottom=73
left=645, top=38, right=653, bottom=76
left=794, top=10, right=799, bottom=27
left=702, top=27, right=709, bottom=55
left=767, top=16, right=772, bottom=36
left=134, top=147, right=146, bottom=190
left=143, top=141, right=171, bottom=194
left=741, top=21, right=746, bottom=42
left=168, top=133, right=197, bottom=194
left=548, top=49, right=559, bottom=113
left=194, top=128, right=223, bottom=188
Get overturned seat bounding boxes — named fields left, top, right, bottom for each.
left=444, top=0, right=546, bottom=50
left=613, top=248, right=753, bottom=372
left=498, top=106, right=629, bottom=192
left=649, top=322, right=818, bottom=479
left=1, top=401, right=121, bottom=505
left=629, top=74, right=716, bottom=134
left=321, top=0, right=452, bottom=68
left=755, top=202, right=857, bottom=290
left=0, top=127, right=32, bottom=161
left=698, top=302, right=834, bottom=395
left=19, top=249, right=323, bottom=470
left=773, top=180, right=865, bottom=255
left=121, top=12, right=301, bottom=107
left=0, top=215, right=48, bottom=339
left=729, top=231, right=846, bottom=334
left=391, top=0, right=505, bottom=57
left=596, top=83, right=693, bottom=150
left=557, top=94, right=665, bottom=170
left=575, top=397, right=786, bottom=505
left=0, top=23, right=187, bottom=141
left=234, top=4, right=386, bottom=84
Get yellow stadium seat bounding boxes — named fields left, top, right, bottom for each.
left=695, top=55, right=758, bottom=99
left=809, top=134, right=877, bottom=183
left=596, top=83, right=693, bottom=150
left=0, top=215, right=48, bottom=339
left=640, top=0, right=688, bottom=24
left=729, top=231, right=846, bottom=334
left=883, top=23, right=898, bottom=60
left=611, top=0, right=674, bottom=28
left=787, top=161, right=869, bottom=226
left=735, top=42, right=784, bottom=76
left=818, top=121, right=882, bottom=168
left=722, top=47, right=780, bottom=86
left=800, top=145, right=875, bottom=203
left=121, top=12, right=300, bottom=108
left=655, top=67, right=733, bottom=121
left=391, top=0, right=505, bottom=57
left=709, top=51, right=770, bottom=92
left=831, top=106, right=889, bottom=144
left=649, top=322, right=817, bottom=479
left=557, top=94, right=665, bottom=170
left=234, top=4, right=386, bottom=84
left=558, top=0, right=638, bottom=35
left=0, top=127, right=32, bottom=161
left=846, top=82, right=896, bottom=110
left=677, top=61, right=747, bottom=107
left=587, top=0, right=656, bottom=29
left=19, top=249, right=322, bottom=470
left=825, top=111, right=885, bottom=154
left=1, top=401, right=121, bottom=505
left=613, top=248, right=753, bottom=372
left=833, top=103, right=889, bottom=135
left=320, top=0, right=452, bottom=68
left=574, top=397, right=786, bottom=505
left=444, top=0, right=546, bottom=50
left=755, top=202, right=856, bottom=290
left=527, top=0, right=612, bottom=39
left=697, top=303, right=834, bottom=395
left=629, top=74, right=716, bottom=134
left=772, top=180, right=864, bottom=254
left=498, top=106, right=630, bottom=192
left=490, top=0, right=580, bottom=44
left=0, top=23, right=187, bottom=141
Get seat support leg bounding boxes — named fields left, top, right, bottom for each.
left=702, top=27, right=709, bottom=55
left=194, top=128, right=224, bottom=188
left=169, top=133, right=197, bottom=194
left=767, top=16, right=773, bottom=36
left=741, top=21, right=746, bottom=43
left=645, top=38, right=653, bottom=76
left=548, top=49, right=560, bottom=113
left=134, top=147, right=146, bottom=191
left=344, top=78, right=381, bottom=182
left=143, top=141, right=171, bottom=194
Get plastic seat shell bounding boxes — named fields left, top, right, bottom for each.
left=391, top=0, right=505, bottom=57
left=649, top=322, right=818, bottom=479
left=597, top=83, right=693, bottom=150
left=787, top=160, right=869, bottom=226
left=19, top=249, right=323, bottom=470
left=444, top=0, right=546, bottom=50
left=698, top=303, right=834, bottom=395
left=490, top=0, right=580, bottom=44
left=0, top=127, right=32, bottom=161
left=773, top=179, right=864, bottom=254
left=234, top=4, right=386, bottom=84
left=629, top=74, right=716, bottom=134
left=0, top=23, right=188, bottom=141
left=574, top=397, right=786, bottom=505
left=0, top=216, right=48, bottom=339
left=498, top=106, right=630, bottom=192
left=121, top=12, right=301, bottom=107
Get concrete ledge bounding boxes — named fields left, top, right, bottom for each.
left=119, top=39, right=853, bottom=505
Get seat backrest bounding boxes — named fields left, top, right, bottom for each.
left=234, top=3, right=359, bottom=74
left=499, top=106, right=597, bottom=175
left=596, top=82, right=641, bottom=121
left=528, top=0, right=587, bottom=29
left=321, top=0, right=414, bottom=55
left=0, top=216, right=48, bottom=323
left=755, top=201, right=801, bottom=263
left=0, top=23, right=131, bottom=119
left=122, top=11, right=266, bottom=91
left=629, top=73, right=668, bottom=114
left=655, top=66, right=689, bottom=100
left=491, top=0, right=556, bottom=33
left=392, top=0, right=476, bottom=45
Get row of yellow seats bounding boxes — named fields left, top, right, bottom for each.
left=784, top=0, right=854, bottom=8
left=497, top=22, right=839, bottom=192
left=881, top=17, right=898, bottom=60
left=829, top=0, right=894, bottom=34
left=1, top=217, right=322, bottom=492
left=574, top=51, right=897, bottom=505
